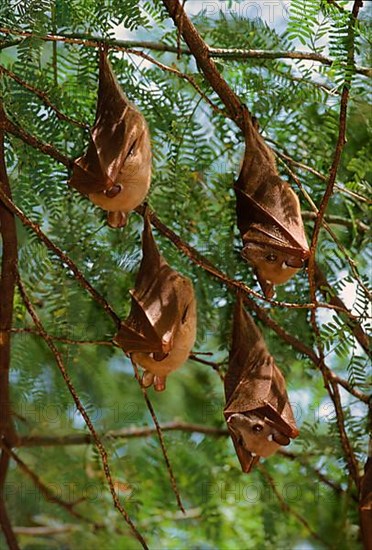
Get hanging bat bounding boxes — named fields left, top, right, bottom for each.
left=235, top=109, right=309, bottom=298
left=69, top=48, right=151, bottom=228
left=224, top=296, right=299, bottom=473
left=114, top=212, right=197, bottom=391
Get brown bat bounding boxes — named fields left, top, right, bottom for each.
left=235, top=109, right=309, bottom=298
left=224, top=296, right=299, bottom=473
left=69, top=48, right=151, bottom=228
left=114, top=212, right=197, bottom=391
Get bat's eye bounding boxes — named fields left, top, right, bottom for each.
left=265, top=253, right=277, bottom=263
left=252, top=424, right=264, bottom=433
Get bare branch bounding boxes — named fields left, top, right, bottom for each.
left=13, top=525, right=80, bottom=536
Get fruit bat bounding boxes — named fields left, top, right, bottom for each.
left=224, top=296, right=299, bottom=473
left=114, top=212, right=197, bottom=391
left=69, top=48, right=151, bottom=228
left=235, top=109, right=309, bottom=298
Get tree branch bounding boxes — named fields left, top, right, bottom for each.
left=3, top=113, right=72, bottom=168
left=161, top=1, right=245, bottom=127
left=0, top=28, right=370, bottom=77
left=0, top=452, right=19, bottom=549
left=0, top=188, right=120, bottom=328
left=18, top=422, right=228, bottom=448
left=0, top=191, right=200, bottom=515
left=0, top=103, right=19, bottom=550
left=302, top=211, right=368, bottom=233
left=308, top=1, right=363, bottom=283
left=0, top=65, right=89, bottom=129
left=0, top=176, right=367, bottom=405
left=0, top=442, right=92, bottom=523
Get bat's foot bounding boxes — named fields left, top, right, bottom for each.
left=107, top=210, right=128, bottom=228
left=154, top=376, right=166, bottom=392
left=141, top=370, right=154, bottom=388
left=141, top=371, right=167, bottom=392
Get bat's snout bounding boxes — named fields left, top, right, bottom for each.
left=284, top=257, right=305, bottom=269
left=105, top=184, right=122, bottom=199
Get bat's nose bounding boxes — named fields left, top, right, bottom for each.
left=105, top=184, right=122, bottom=198
left=285, top=257, right=305, bottom=269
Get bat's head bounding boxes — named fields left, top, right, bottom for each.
left=88, top=117, right=152, bottom=222
left=241, top=241, right=307, bottom=297
left=227, top=412, right=290, bottom=472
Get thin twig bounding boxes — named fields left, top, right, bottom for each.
left=301, top=211, right=368, bottom=233
left=0, top=65, right=89, bottom=129
left=279, top=449, right=353, bottom=499
left=13, top=525, right=80, bottom=536
left=308, top=1, right=363, bottom=284
left=130, top=361, right=185, bottom=513
left=259, top=465, right=332, bottom=548
left=124, top=48, right=225, bottom=117
left=3, top=113, right=72, bottom=168
left=0, top=190, right=204, bottom=511
left=0, top=188, right=120, bottom=327
left=329, top=379, right=361, bottom=488
left=0, top=443, right=91, bottom=523
left=189, top=353, right=225, bottom=380
left=275, top=152, right=371, bottom=355
left=16, top=276, right=148, bottom=549
left=10, top=324, right=368, bottom=404
left=10, top=327, right=114, bottom=346
left=0, top=453, right=19, bottom=549
left=305, top=3, right=364, bottom=492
